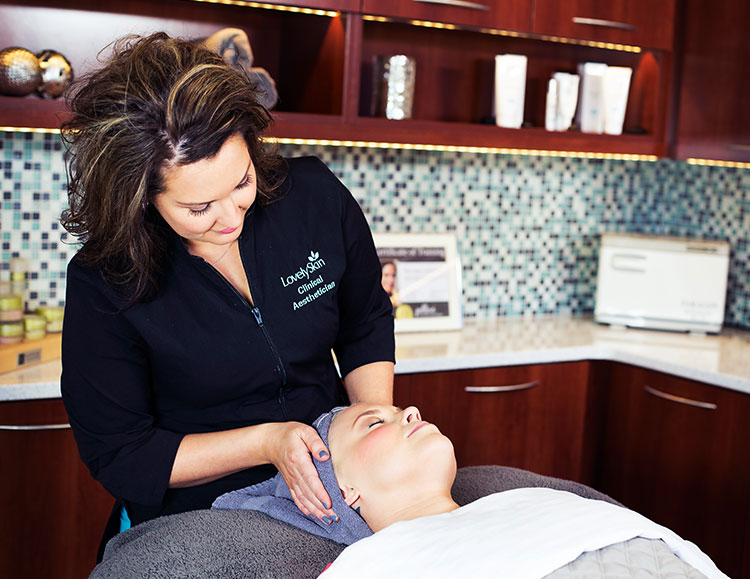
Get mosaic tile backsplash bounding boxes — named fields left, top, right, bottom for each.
left=2, top=130, right=749, bottom=329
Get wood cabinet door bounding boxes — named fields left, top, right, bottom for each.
left=0, top=399, right=114, bottom=579
left=674, top=0, right=750, bottom=163
left=532, top=0, right=676, bottom=50
left=361, top=0, right=532, bottom=32
left=594, top=363, right=750, bottom=579
left=394, top=361, right=591, bottom=482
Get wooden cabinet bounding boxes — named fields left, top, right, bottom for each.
left=0, top=0, right=348, bottom=127
left=590, top=362, right=750, bottom=579
left=532, top=0, right=676, bottom=51
left=0, top=0, right=677, bottom=157
left=673, top=0, right=750, bottom=163
left=394, top=361, right=593, bottom=483
left=361, top=0, right=532, bottom=32
left=0, top=398, right=114, bottom=579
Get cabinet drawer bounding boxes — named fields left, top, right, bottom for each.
left=395, top=361, right=591, bottom=482
left=361, top=0, right=532, bottom=32
left=532, top=0, right=676, bottom=50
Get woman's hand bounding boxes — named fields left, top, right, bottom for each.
left=264, top=421, right=338, bottom=524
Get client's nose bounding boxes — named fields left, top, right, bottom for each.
left=401, top=406, right=421, bottom=424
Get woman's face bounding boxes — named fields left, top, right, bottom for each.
left=381, top=263, right=396, bottom=294
left=153, top=133, right=256, bottom=251
left=328, top=404, right=455, bottom=501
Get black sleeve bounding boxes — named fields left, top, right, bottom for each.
left=61, top=260, right=184, bottom=506
left=327, top=168, right=395, bottom=378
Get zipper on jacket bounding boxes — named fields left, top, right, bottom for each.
left=206, top=262, right=289, bottom=418
left=250, top=305, right=290, bottom=420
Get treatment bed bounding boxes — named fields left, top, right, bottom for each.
left=90, top=465, right=711, bottom=578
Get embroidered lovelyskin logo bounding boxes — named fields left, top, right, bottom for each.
left=280, top=250, right=336, bottom=311
left=280, top=250, right=327, bottom=287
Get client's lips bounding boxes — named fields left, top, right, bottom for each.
left=218, top=226, right=238, bottom=234
left=408, top=421, right=430, bottom=437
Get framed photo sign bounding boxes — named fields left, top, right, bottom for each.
left=373, top=233, right=463, bottom=333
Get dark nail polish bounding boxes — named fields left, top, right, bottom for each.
left=333, top=514, right=340, bottom=522
left=318, top=450, right=328, bottom=459
left=322, top=516, right=331, bottom=525
left=308, top=513, right=315, bottom=520
left=322, top=500, right=330, bottom=509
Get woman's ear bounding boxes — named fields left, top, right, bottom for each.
left=339, top=484, right=360, bottom=507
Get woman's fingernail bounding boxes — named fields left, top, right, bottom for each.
left=322, top=516, right=332, bottom=525
left=321, top=500, right=330, bottom=509
left=318, top=450, right=328, bottom=459
left=308, top=513, right=315, bottom=520
left=333, top=514, right=340, bottom=522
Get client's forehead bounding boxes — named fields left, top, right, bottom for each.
left=329, top=404, right=399, bottom=445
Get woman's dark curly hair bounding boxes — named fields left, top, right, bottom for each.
left=60, top=32, right=285, bottom=304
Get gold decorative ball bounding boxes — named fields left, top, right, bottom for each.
left=0, top=47, right=42, bottom=96
left=36, top=50, right=74, bottom=99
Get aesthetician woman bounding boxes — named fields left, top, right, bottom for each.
left=59, top=32, right=394, bottom=550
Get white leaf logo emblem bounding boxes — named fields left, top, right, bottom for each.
left=308, top=251, right=319, bottom=261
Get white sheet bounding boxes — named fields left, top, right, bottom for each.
left=319, top=488, right=728, bottom=579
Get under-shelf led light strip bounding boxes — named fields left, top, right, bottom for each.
left=6, top=128, right=748, bottom=166
left=362, top=15, right=641, bottom=53
left=271, top=137, right=658, bottom=162
left=0, top=126, right=60, bottom=134
left=687, top=158, right=750, bottom=170
left=185, top=0, right=338, bottom=17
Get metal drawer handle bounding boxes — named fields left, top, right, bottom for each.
left=465, top=380, right=540, bottom=393
left=644, top=386, right=717, bottom=410
left=0, top=423, right=71, bottom=431
left=726, top=144, right=750, bottom=152
left=413, top=0, right=490, bottom=11
left=573, top=17, right=636, bottom=31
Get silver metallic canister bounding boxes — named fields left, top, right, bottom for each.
left=372, top=55, right=416, bottom=120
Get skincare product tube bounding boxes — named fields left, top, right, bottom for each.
left=552, top=72, right=580, bottom=132
left=603, top=66, right=633, bottom=135
left=545, top=77, right=558, bottom=131
left=576, top=62, right=607, bottom=134
left=494, top=54, right=527, bottom=129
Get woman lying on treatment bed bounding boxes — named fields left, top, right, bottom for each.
left=214, top=404, right=727, bottom=578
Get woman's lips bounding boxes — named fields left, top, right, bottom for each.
left=218, top=226, right=237, bottom=234
left=408, top=421, right=430, bottom=437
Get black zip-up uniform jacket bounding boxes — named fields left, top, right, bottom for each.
left=61, top=157, right=395, bottom=526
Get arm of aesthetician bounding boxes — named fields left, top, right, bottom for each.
left=169, top=421, right=337, bottom=522
left=343, top=361, right=394, bottom=405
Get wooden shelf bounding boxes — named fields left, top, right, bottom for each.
left=268, top=112, right=663, bottom=157
left=0, top=96, right=67, bottom=131
left=1, top=103, right=664, bottom=158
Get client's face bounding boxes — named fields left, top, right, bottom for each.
left=328, top=404, right=456, bottom=507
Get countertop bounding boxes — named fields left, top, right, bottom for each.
left=2, top=315, right=750, bottom=402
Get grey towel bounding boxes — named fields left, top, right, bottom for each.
left=211, top=407, right=372, bottom=546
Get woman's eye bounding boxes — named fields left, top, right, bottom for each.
left=236, top=174, right=253, bottom=189
left=189, top=203, right=211, bottom=216
left=368, top=419, right=384, bottom=428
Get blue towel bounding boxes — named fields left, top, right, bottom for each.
left=211, top=407, right=373, bottom=546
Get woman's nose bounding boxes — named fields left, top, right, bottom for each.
left=217, top=197, right=243, bottom=226
left=401, top=406, right=421, bottom=424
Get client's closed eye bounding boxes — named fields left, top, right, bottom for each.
left=368, top=419, right=384, bottom=428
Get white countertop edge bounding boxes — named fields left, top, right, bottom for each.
left=4, top=344, right=750, bottom=403
left=1, top=381, right=61, bottom=402
left=395, top=345, right=750, bottom=396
